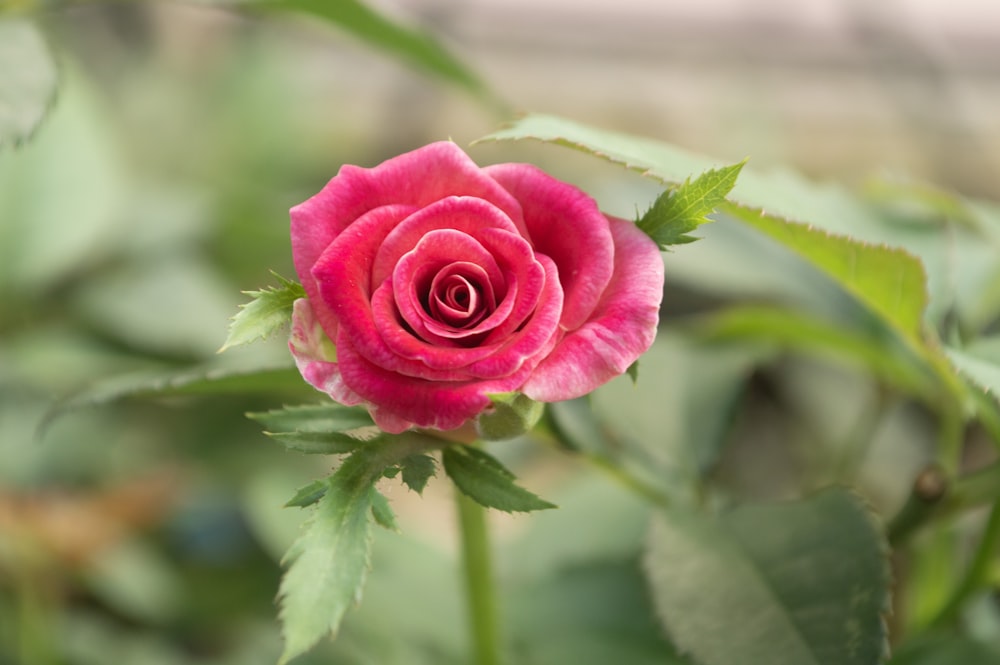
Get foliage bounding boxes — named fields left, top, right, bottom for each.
left=5, top=3, right=1000, bottom=665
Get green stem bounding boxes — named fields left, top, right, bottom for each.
left=931, top=499, right=1000, bottom=627
left=456, top=488, right=502, bottom=665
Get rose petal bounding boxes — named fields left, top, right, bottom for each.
left=485, top=163, right=615, bottom=331
left=288, top=298, right=364, bottom=406
left=521, top=218, right=663, bottom=401
left=335, top=332, right=537, bottom=432
left=390, top=228, right=506, bottom=340
left=371, top=195, right=522, bottom=288
left=292, top=142, right=527, bottom=307
left=366, top=254, right=562, bottom=379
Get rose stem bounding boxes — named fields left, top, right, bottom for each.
left=456, top=488, right=502, bottom=665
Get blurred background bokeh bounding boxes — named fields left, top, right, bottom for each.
left=1, top=1, right=999, bottom=663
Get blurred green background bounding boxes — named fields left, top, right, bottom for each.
left=2, top=1, right=999, bottom=663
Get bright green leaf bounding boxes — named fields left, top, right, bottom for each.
left=0, top=19, right=58, bottom=149
left=219, top=274, right=305, bottom=352
left=399, top=453, right=436, bottom=495
left=645, top=489, right=890, bottom=665
left=276, top=435, right=452, bottom=662
left=277, top=448, right=379, bottom=663
left=370, top=488, right=399, bottom=532
left=723, top=206, right=927, bottom=347
left=247, top=402, right=374, bottom=433
left=442, top=445, right=556, bottom=513
left=638, top=161, right=745, bottom=249
left=478, top=114, right=965, bottom=407
left=476, top=113, right=720, bottom=184
left=285, top=479, right=329, bottom=508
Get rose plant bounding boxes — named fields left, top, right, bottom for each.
left=287, top=141, right=664, bottom=435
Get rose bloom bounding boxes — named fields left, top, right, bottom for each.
left=289, top=142, right=663, bottom=434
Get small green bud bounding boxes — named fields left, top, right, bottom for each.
left=475, top=392, right=544, bottom=441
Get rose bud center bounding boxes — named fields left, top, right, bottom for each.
left=427, top=262, right=495, bottom=329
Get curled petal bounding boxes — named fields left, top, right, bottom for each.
left=288, top=298, right=364, bottom=406
left=485, top=162, right=615, bottom=331
left=371, top=195, right=522, bottom=287
left=521, top=218, right=663, bottom=401
left=335, top=332, right=536, bottom=432
left=292, top=142, right=526, bottom=306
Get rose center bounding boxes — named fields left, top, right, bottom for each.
left=426, top=263, right=495, bottom=329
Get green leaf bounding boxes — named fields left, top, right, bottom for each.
left=40, top=364, right=304, bottom=437
left=479, top=114, right=928, bottom=347
left=247, top=402, right=374, bottom=433
left=638, top=161, right=745, bottom=249
left=266, top=428, right=381, bottom=455
left=285, top=479, right=329, bottom=508
left=276, top=434, right=452, bottom=662
left=277, top=449, right=378, bottom=663
left=723, top=206, right=928, bottom=348
left=0, top=19, right=58, bottom=149
left=700, top=305, right=940, bottom=401
left=369, top=488, right=399, bottom=532
left=219, top=273, right=305, bottom=352
left=477, top=114, right=965, bottom=406
left=474, top=391, right=545, bottom=441
left=889, top=635, right=1000, bottom=664
left=644, top=489, right=890, bottom=665
left=946, top=339, right=1000, bottom=397
left=442, top=445, right=556, bottom=513
left=476, top=113, right=721, bottom=184
left=252, top=0, right=496, bottom=106
left=399, top=453, right=436, bottom=495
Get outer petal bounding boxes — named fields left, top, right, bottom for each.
left=521, top=218, right=664, bottom=402
left=485, top=162, right=615, bottom=331
left=292, top=142, right=526, bottom=305
left=336, top=334, right=538, bottom=432
left=288, top=298, right=364, bottom=406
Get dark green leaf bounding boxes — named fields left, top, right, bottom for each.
left=40, top=365, right=303, bottom=437
left=252, top=0, right=495, bottom=105
left=285, top=479, right=329, bottom=508
left=638, top=161, right=745, bottom=249
left=474, top=391, right=544, bottom=441
left=220, top=274, right=305, bottom=351
left=442, top=445, right=555, bottom=513
left=0, top=19, right=58, bottom=149
left=644, top=489, right=890, bottom=665
left=369, top=488, right=398, bottom=532
left=399, top=453, right=436, bottom=495
left=889, top=635, right=1000, bottom=665
left=266, top=428, right=380, bottom=455
left=700, top=305, right=940, bottom=401
left=626, top=360, right=639, bottom=384
left=247, top=402, right=374, bottom=433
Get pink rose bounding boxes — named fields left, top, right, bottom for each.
left=289, top=142, right=663, bottom=434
